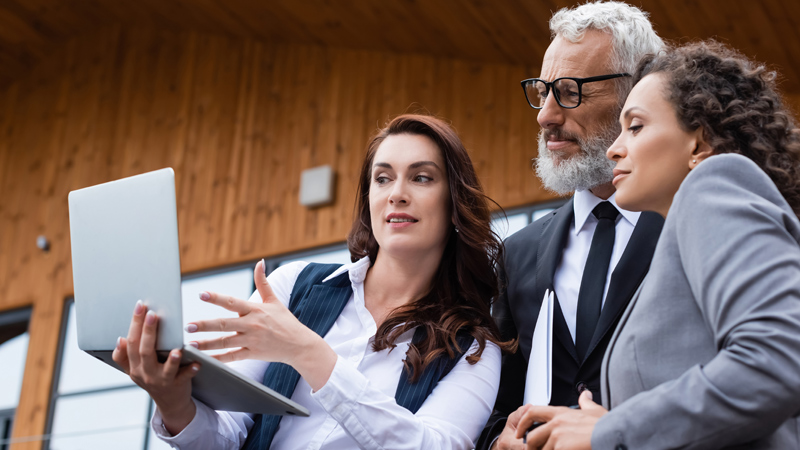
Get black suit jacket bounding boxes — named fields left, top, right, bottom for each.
left=476, top=199, right=663, bottom=449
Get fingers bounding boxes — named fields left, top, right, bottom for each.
left=162, top=349, right=201, bottom=381
left=540, top=432, right=558, bottom=450
left=189, top=316, right=246, bottom=333
left=139, top=310, right=160, bottom=372
left=112, top=337, right=130, bottom=373
left=198, top=291, right=252, bottom=315
left=496, top=413, right=529, bottom=450
left=579, top=390, right=610, bottom=421
left=212, top=348, right=251, bottom=364
left=162, top=349, right=183, bottom=379
left=175, top=362, right=201, bottom=384
left=507, top=404, right=532, bottom=428
left=254, top=259, right=278, bottom=304
left=191, top=334, right=244, bottom=351
left=524, top=421, right=555, bottom=449
left=515, top=406, right=558, bottom=439
left=578, top=390, right=599, bottom=411
left=126, top=300, right=146, bottom=368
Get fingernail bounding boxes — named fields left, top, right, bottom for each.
left=185, top=323, right=198, bottom=333
left=170, top=350, right=181, bottom=360
left=134, top=300, right=144, bottom=315
left=145, top=310, right=157, bottom=325
left=116, top=337, right=121, bottom=349
left=261, top=259, right=266, bottom=275
left=191, top=365, right=199, bottom=372
left=583, top=390, right=593, bottom=401
left=199, top=292, right=210, bottom=301
left=188, top=341, right=199, bottom=348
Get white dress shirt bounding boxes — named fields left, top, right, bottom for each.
left=553, top=190, right=640, bottom=342
left=151, top=257, right=501, bottom=449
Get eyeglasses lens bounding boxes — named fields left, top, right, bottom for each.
left=553, top=79, right=580, bottom=107
left=525, top=81, right=547, bottom=108
left=526, top=79, right=580, bottom=108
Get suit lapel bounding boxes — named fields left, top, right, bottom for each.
left=584, top=211, right=664, bottom=360
left=533, top=199, right=579, bottom=363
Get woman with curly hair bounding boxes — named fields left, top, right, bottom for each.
left=113, top=114, right=515, bottom=449
left=516, top=41, right=800, bottom=449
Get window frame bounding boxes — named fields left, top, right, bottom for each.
left=0, top=306, right=32, bottom=450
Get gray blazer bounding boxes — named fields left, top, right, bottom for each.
left=593, top=153, right=800, bottom=449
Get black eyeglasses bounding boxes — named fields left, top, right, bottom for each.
left=520, top=73, right=630, bottom=109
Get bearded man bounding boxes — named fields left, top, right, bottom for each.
left=477, top=3, right=665, bottom=449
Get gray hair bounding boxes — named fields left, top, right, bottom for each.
left=550, top=1, right=664, bottom=101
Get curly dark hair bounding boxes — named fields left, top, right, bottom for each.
left=634, top=40, right=800, bottom=217
left=347, top=114, right=515, bottom=381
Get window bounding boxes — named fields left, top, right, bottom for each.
left=0, top=308, right=31, bottom=450
left=48, top=301, right=148, bottom=450
left=278, top=245, right=352, bottom=267
left=491, top=199, right=566, bottom=241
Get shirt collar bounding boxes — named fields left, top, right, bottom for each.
left=322, top=255, right=371, bottom=284
left=572, top=189, right=640, bottom=235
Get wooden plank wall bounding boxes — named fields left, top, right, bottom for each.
left=2, top=1, right=800, bottom=92
left=0, top=27, right=552, bottom=448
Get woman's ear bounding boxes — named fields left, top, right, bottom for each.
left=689, top=127, right=714, bottom=169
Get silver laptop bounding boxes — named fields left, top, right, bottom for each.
left=68, top=168, right=309, bottom=417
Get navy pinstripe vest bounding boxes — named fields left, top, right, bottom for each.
left=241, top=263, right=474, bottom=449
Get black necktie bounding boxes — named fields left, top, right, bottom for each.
left=575, top=201, right=619, bottom=361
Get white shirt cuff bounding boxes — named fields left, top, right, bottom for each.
left=150, top=398, right=223, bottom=446
left=310, top=355, right=369, bottom=419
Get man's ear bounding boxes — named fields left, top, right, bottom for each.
left=689, top=127, right=714, bottom=169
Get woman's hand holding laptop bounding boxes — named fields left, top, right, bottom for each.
left=111, top=259, right=338, bottom=436
left=112, top=300, right=199, bottom=435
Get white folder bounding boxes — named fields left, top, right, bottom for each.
left=524, top=289, right=554, bottom=406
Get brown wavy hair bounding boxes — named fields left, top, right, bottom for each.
left=347, top=114, right=515, bottom=381
left=634, top=40, right=800, bottom=217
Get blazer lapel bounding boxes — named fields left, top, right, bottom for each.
left=584, top=211, right=664, bottom=360
left=533, top=199, right=579, bottom=363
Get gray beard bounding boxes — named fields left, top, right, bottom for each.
left=534, top=124, right=619, bottom=195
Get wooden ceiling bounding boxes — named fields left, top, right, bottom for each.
left=1, top=0, right=800, bottom=91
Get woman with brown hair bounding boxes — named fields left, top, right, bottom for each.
left=516, top=40, right=800, bottom=450
left=112, top=114, right=513, bottom=449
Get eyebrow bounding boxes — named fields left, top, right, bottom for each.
left=372, top=161, right=441, bottom=171
left=623, top=106, right=645, bottom=120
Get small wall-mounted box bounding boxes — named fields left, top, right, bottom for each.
left=299, top=165, right=335, bottom=208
